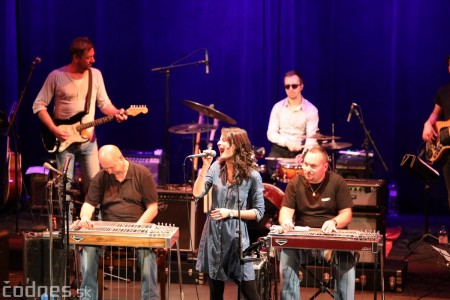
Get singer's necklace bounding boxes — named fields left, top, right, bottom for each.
left=307, top=179, right=324, bottom=197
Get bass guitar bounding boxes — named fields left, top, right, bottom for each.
left=41, top=105, right=148, bottom=153
left=425, top=119, right=450, bottom=164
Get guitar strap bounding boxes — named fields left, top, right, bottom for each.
left=84, top=68, right=93, bottom=115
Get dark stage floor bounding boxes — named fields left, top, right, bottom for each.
left=0, top=209, right=449, bottom=300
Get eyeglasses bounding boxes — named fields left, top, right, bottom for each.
left=284, top=84, right=300, bottom=90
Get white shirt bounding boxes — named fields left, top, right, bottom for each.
left=267, top=97, right=319, bottom=150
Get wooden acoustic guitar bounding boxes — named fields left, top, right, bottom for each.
left=425, top=119, right=450, bottom=164
left=41, top=105, right=148, bottom=153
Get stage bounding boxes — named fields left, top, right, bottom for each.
left=0, top=211, right=449, bottom=299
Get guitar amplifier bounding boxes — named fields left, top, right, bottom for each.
left=123, top=149, right=165, bottom=185
left=155, top=186, right=205, bottom=252
left=346, top=179, right=387, bottom=209
left=22, top=232, right=66, bottom=299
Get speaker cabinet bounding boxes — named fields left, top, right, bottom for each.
left=0, top=230, right=8, bottom=282
left=29, top=173, right=49, bottom=210
left=155, top=188, right=205, bottom=252
left=348, top=211, right=385, bottom=263
left=346, top=179, right=387, bottom=209
left=124, top=150, right=165, bottom=185
left=22, top=233, right=66, bottom=298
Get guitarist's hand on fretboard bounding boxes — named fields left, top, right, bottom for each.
left=114, top=108, right=128, bottom=123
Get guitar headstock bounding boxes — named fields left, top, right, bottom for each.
left=126, top=105, right=149, bottom=116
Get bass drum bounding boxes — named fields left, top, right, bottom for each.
left=263, top=183, right=284, bottom=210
left=248, top=183, right=285, bottom=243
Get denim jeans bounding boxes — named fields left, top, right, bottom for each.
left=280, top=248, right=355, bottom=300
left=80, top=246, right=159, bottom=300
left=56, top=139, right=99, bottom=223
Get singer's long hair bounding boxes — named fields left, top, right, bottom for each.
left=219, top=127, right=256, bottom=184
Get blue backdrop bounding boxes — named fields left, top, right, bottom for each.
left=2, top=0, right=450, bottom=214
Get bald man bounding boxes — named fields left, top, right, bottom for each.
left=76, top=145, right=159, bottom=300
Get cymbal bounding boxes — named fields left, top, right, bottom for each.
left=183, top=100, right=237, bottom=125
left=320, top=141, right=352, bottom=150
left=168, top=123, right=217, bottom=134
left=308, top=133, right=341, bottom=140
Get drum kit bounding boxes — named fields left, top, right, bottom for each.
left=261, top=132, right=353, bottom=184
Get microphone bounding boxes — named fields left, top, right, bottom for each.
left=205, top=49, right=209, bottom=74
left=32, top=57, right=42, bottom=66
left=63, top=155, right=72, bottom=174
left=187, top=149, right=216, bottom=159
left=43, top=162, right=63, bottom=176
left=346, top=102, right=357, bottom=123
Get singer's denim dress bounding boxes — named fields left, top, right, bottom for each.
left=195, top=161, right=265, bottom=281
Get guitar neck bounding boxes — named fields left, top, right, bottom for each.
left=78, top=115, right=115, bottom=131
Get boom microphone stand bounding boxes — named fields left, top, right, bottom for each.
left=351, top=103, right=389, bottom=174
left=151, top=48, right=209, bottom=182
left=6, top=57, right=41, bottom=233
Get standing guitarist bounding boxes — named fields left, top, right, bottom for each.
left=422, top=54, right=450, bottom=211
left=32, top=37, right=127, bottom=201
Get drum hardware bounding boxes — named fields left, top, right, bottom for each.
left=182, top=99, right=237, bottom=125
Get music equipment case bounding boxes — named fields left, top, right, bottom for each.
left=169, top=259, right=205, bottom=284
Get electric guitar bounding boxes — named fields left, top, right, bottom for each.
left=41, top=105, right=148, bottom=153
left=425, top=119, right=450, bottom=164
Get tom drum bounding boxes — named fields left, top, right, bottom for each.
left=277, top=158, right=303, bottom=182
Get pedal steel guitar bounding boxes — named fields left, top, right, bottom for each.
left=268, top=227, right=385, bottom=298
left=69, top=221, right=179, bottom=248
left=69, top=221, right=183, bottom=299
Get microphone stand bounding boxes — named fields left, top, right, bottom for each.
left=353, top=105, right=389, bottom=174
left=151, top=48, right=207, bottom=182
left=46, top=176, right=58, bottom=294
left=6, top=59, right=40, bottom=233
left=60, top=164, right=71, bottom=290
left=236, top=181, right=260, bottom=300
